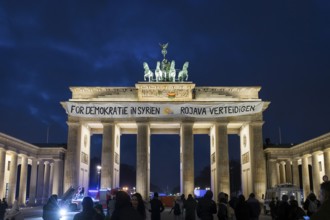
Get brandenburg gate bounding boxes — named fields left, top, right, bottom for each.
left=62, top=46, right=270, bottom=200
left=1, top=46, right=329, bottom=206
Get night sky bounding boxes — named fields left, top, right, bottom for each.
left=1, top=1, right=330, bottom=191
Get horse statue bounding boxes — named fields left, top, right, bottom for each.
left=178, top=61, right=189, bottom=82
left=143, top=62, right=154, bottom=82
left=154, top=61, right=163, bottom=82
left=169, top=60, right=176, bottom=82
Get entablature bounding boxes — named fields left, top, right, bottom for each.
left=68, top=84, right=264, bottom=102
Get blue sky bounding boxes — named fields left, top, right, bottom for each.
left=1, top=1, right=330, bottom=190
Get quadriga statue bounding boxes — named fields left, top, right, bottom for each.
left=143, top=62, right=154, bottom=82
left=178, top=61, right=189, bottom=81
left=169, top=60, right=176, bottom=82
left=154, top=61, right=163, bottom=82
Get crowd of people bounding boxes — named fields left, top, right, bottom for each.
left=267, top=181, right=330, bottom=220
left=0, top=179, right=329, bottom=220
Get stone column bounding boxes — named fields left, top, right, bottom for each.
left=285, top=160, right=292, bottom=184
left=250, top=122, right=266, bottom=199
left=302, top=155, right=310, bottom=200
left=43, top=161, right=51, bottom=203
left=101, top=122, right=115, bottom=189
left=49, top=163, right=54, bottom=196
left=18, top=155, right=28, bottom=206
left=0, top=148, right=6, bottom=198
left=312, top=152, right=321, bottom=197
left=36, top=160, right=45, bottom=205
left=136, top=122, right=150, bottom=200
left=7, top=152, right=18, bottom=205
left=180, top=122, right=194, bottom=196
left=268, top=159, right=278, bottom=187
left=279, top=162, right=286, bottom=183
left=28, top=158, right=38, bottom=206
left=64, top=122, right=81, bottom=191
left=52, top=159, right=64, bottom=196
left=113, top=126, right=121, bottom=188
left=324, top=148, right=330, bottom=179
left=292, top=159, right=300, bottom=187
left=213, top=123, right=229, bottom=196
left=276, top=163, right=280, bottom=184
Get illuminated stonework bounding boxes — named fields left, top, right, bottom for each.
left=62, top=81, right=270, bottom=200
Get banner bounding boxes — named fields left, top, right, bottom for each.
left=65, top=102, right=264, bottom=118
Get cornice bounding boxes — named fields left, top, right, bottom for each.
left=0, top=132, right=66, bottom=160
left=265, top=133, right=330, bottom=160
left=67, top=85, right=266, bottom=101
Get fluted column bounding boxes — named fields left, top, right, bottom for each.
left=18, top=155, right=28, bottom=206
left=250, top=122, right=266, bottom=199
left=136, top=122, right=150, bottom=200
left=49, top=163, right=54, bottom=196
left=302, top=155, right=310, bottom=200
left=213, top=123, right=229, bottom=196
left=279, top=162, right=286, bottom=183
left=101, top=122, right=115, bottom=188
left=268, top=159, right=278, bottom=187
left=64, top=122, right=81, bottom=191
left=312, top=152, right=321, bottom=197
left=7, top=152, right=18, bottom=205
left=43, top=161, right=51, bottom=203
left=52, top=159, right=64, bottom=196
left=292, top=159, right=300, bottom=187
left=276, top=163, right=280, bottom=184
left=0, top=148, right=6, bottom=198
left=36, top=160, right=45, bottom=205
left=180, top=122, right=195, bottom=196
left=28, top=158, right=38, bottom=206
left=324, top=148, right=330, bottom=179
left=285, top=160, right=292, bottom=183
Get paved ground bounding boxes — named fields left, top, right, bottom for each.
left=22, top=206, right=272, bottom=220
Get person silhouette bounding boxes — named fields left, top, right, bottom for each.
left=149, top=192, right=164, bottom=220
left=311, top=181, right=330, bottom=220
left=196, top=190, right=217, bottom=220
left=73, top=197, right=103, bottom=220
left=111, top=191, right=143, bottom=220
left=43, top=194, right=60, bottom=220
left=131, top=192, right=146, bottom=219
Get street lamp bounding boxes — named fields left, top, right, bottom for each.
left=97, top=165, right=102, bottom=190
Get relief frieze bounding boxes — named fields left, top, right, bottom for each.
left=136, top=83, right=195, bottom=101
left=242, top=152, right=250, bottom=164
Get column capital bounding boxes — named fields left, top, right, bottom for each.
left=249, top=121, right=265, bottom=127
left=7, top=150, right=17, bottom=156
left=302, top=154, right=311, bottom=159
left=66, top=121, right=80, bottom=127
left=292, top=157, right=300, bottom=161
left=214, top=121, right=229, bottom=126
left=136, top=121, right=150, bottom=126
left=102, top=121, right=115, bottom=126
left=312, top=151, right=322, bottom=156
left=181, top=121, right=194, bottom=127
left=323, top=147, right=330, bottom=153
left=18, top=153, right=27, bottom=158
left=28, top=156, right=37, bottom=160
